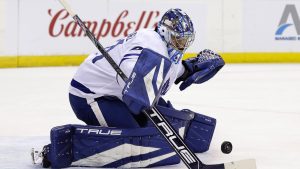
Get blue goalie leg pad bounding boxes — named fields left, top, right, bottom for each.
left=184, top=110, right=217, bottom=153
left=71, top=125, right=180, bottom=168
left=48, top=123, right=193, bottom=168
left=48, top=124, right=74, bottom=168
left=47, top=102, right=214, bottom=168
left=157, top=98, right=216, bottom=153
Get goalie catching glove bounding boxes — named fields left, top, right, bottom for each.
left=175, top=49, right=225, bottom=90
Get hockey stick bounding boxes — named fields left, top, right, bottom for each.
left=57, top=1, right=256, bottom=169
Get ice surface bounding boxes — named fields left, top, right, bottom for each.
left=0, top=64, right=299, bottom=169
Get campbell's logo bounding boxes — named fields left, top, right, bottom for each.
left=48, top=9, right=160, bottom=40
left=275, top=4, right=300, bottom=41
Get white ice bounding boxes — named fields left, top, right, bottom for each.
left=0, top=64, right=299, bottom=169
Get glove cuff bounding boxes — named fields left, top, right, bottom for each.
left=175, top=60, right=192, bottom=84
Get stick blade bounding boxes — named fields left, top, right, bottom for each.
left=224, top=159, right=256, bottom=169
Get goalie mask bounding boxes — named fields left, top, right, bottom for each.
left=157, top=8, right=195, bottom=64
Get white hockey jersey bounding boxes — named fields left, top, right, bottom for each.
left=69, top=29, right=185, bottom=102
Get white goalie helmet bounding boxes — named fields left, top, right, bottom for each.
left=157, top=8, right=195, bottom=64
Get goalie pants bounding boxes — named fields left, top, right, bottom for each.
left=69, top=93, right=149, bottom=128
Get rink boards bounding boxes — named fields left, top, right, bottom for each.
left=0, top=0, right=300, bottom=67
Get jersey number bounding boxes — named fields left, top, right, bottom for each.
left=92, top=39, right=124, bottom=64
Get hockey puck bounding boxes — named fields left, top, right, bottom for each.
left=221, top=141, right=232, bottom=154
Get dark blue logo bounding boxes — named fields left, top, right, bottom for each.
left=160, top=78, right=170, bottom=95
left=275, top=4, right=300, bottom=41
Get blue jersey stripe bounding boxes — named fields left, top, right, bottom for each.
left=130, top=46, right=143, bottom=51
left=71, top=79, right=96, bottom=94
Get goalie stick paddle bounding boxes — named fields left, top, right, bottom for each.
left=57, top=1, right=256, bottom=169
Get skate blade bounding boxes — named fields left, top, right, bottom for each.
left=31, top=148, right=43, bottom=165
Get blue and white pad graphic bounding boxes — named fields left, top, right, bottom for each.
left=48, top=124, right=181, bottom=168
left=122, top=48, right=172, bottom=114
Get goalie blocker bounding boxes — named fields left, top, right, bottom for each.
left=43, top=104, right=216, bottom=168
